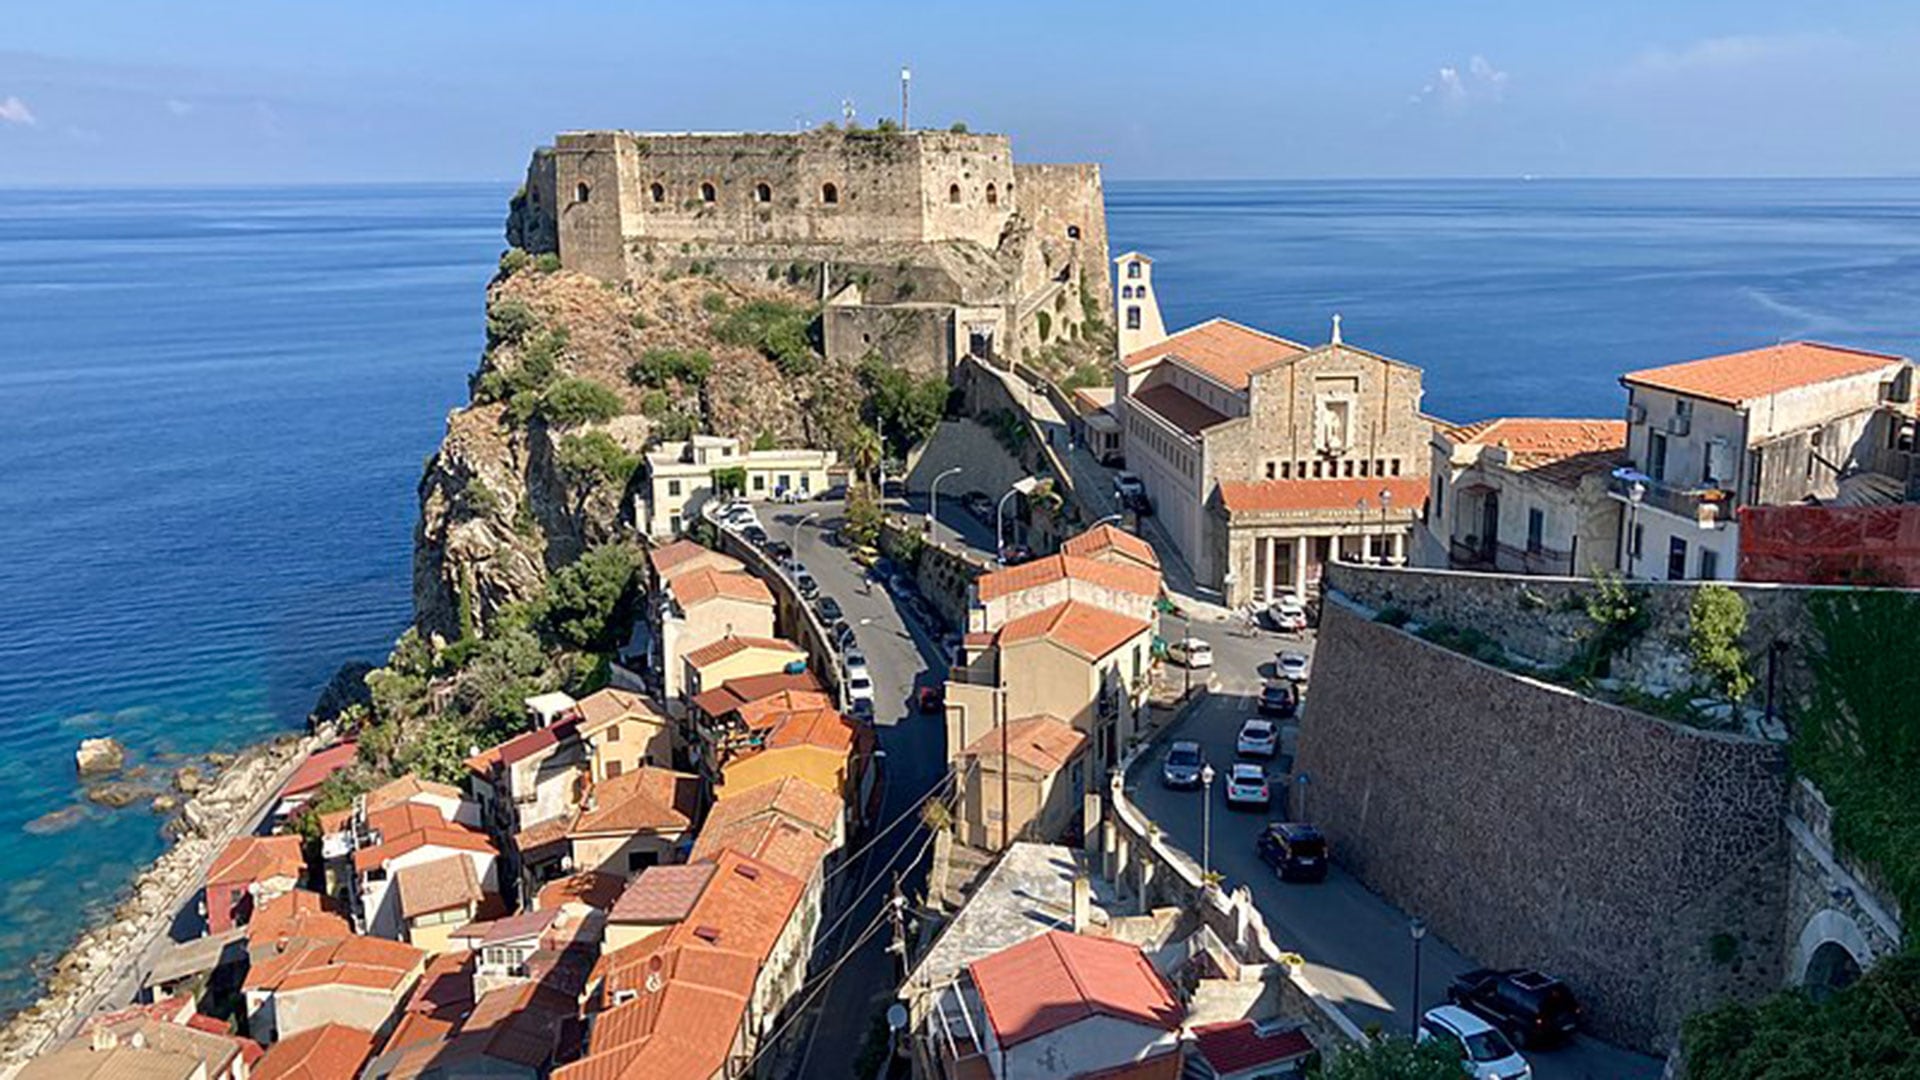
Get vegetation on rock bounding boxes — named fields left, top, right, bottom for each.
left=1687, top=584, right=1754, bottom=706
left=858, top=354, right=950, bottom=458
left=1311, top=1037, right=1461, bottom=1079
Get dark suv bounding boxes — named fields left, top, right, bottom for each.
left=1447, top=968, right=1582, bottom=1049
left=1256, top=822, right=1328, bottom=882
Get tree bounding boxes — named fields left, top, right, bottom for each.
left=539, top=543, right=643, bottom=651
left=536, top=377, right=623, bottom=427
left=1688, top=584, right=1753, bottom=707
left=843, top=487, right=883, bottom=549
left=858, top=355, right=950, bottom=458
left=848, top=424, right=883, bottom=492
left=1315, top=1037, right=1462, bottom=1080
left=556, top=432, right=639, bottom=519
left=712, top=466, right=748, bottom=497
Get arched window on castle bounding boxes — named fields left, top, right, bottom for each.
left=1067, top=225, right=1081, bottom=239
left=649, top=183, right=665, bottom=204
left=754, top=183, right=772, bottom=204
left=986, top=182, right=999, bottom=207
left=948, top=183, right=961, bottom=205
left=575, top=182, right=591, bottom=203
left=700, top=182, right=717, bottom=203
left=821, top=183, right=839, bottom=204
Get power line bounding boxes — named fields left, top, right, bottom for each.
left=741, top=893, right=901, bottom=1076
left=824, top=766, right=958, bottom=885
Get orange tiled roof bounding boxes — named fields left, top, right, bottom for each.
left=1218, top=476, right=1428, bottom=516
left=648, top=538, right=740, bottom=580
left=996, top=600, right=1152, bottom=661
left=760, top=707, right=859, bottom=754
left=385, top=949, right=475, bottom=1053
left=1442, top=417, right=1627, bottom=488
left=687, top=670, right=826, bottom=720
left=705, top=776, right=843, bottom=839
left=364, top=773, right=465, bottom=813
left=463, top=718, right=576, bottom=774
left=960, top=715, right=1088, bottom=773
left=572, top=687, right=665, bottom=737
left=536, top=870, right=628, bottom=912
left=247, top=889, right=350, bottom=949
left=568, top=767, right=699, bottom=838
left=252, top=1021, right=376, bottom=1080
left=1061, top=522, right=1160, bottom=570
left=353, top=820, right=496, bottom=874
left=975, top=554, right=1161, bottom=604
left=281, top=742, right=359, bottom=798
left=668, top=566, right=775, bottom=609
left=683, top=634, right=804, bottom=670
left=610, top=863, right=719, bottom=924
left=689, top=813, right=833, bottom=881
left=250, top=935, right=424, bottom=995
left=1132, top=382, right=1229, bottom=437
left=1621, top=341, right=1905, bottom=406
left=969, top=930, right=1182, bottom=1047
left=736, top=687, right=837, bottom=731
left=393, top=855, right=484, bottom=920
left=208, top=835, right=305, bottom=888
left=1121, top=318, right=1308, bottom=389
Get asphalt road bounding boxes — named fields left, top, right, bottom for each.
left=758, top=501, right=950, bottom=1079
left=1127, top=612, right=1663, bottom=1080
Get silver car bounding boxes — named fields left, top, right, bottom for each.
left=1161, top=740, right=1204, bottom=789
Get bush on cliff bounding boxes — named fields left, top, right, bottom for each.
left=534, top=377, right=623, bottom=427
left=538, top=542, right=645, bottom=652
left=556, top=432, right=640, bottom=496
left=486, top=298, right=539, bottom=347
left=712, top=298, right=818, bottom=376
left=1682, top=952, right=1920, bottom=1080
left=858, top=354, right=950, bottom=458
left=628, top=347, right=714, bottom=389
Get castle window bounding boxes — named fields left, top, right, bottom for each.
left=754, top=183, right=772, bottom=203
left=700, top=182, right=717, bottom=203
left=948, top=183, right=961, bottom=205
left=986, top=182, right=999, bottom=207
left=650, top=183, right=665, bottom=203
left=575, top=182, right=591, bottom=203
left=1067, top=225, right=1081, bottom=239
left=821, top=183, right=838, bottom=205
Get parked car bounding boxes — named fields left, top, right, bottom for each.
left=846, top=674, right=876, bottom=711
left=962, top=491, right=995, bottom=522
left=1113, top=472, right=1152, bottom=516
left=998, top=543, right=1033, bottom=565
left=795, top=572, right=819, bottom=599
left=816, top=596, right=844, bottom=623
left=765, top=540, right=793, bottom=563
left=1418, top=1006, right=1532, bottom=1080
left=1256, top=822, right=1329, bottom=883
left=833, top=620, right=855, bottom=648
left=742, top=524, right=769, bottom=547
left=843, top=648, right=869, bottom=677
left=1264, top=595, right=1309, bottom=633
left=1447, top=970, right=1582, bottom=1050
left=886, top=573, right=915, bottom=599
left=1257, top=682, right=1297, bottom=719
left=1236, top=718, right=1279, bottom=758
left=915, top=685, right=945, bottom=713
left=1224, top=763, right=1270, bottom=809
left=1168, top=638, right=1214, bottom=669
left=1161, top=740, right=1205, bottom=789
left=1276, top=650, right=1311, bottom=682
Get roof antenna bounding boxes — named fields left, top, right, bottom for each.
left=1331, top=313, right=1343, bottom=346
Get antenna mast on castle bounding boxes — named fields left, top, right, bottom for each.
left=900, top=66, right=911, bottom=130
left=842, top=99, right=856, bottom=127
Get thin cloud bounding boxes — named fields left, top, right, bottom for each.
left=165, top=98, right=194, bottom=116
left=1628, top=33, right=1844, bottom=77
left=0, top=95, right=36, bottom=127
left=1409, top=55, right=1508, bottom=111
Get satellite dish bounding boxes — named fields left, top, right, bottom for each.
left=886, top=1003, right=909, bottom=1032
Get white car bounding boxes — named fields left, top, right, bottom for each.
left=846, top=674, right=875, bottom=707
left=1268, top=595, right=1308, bottom=633
left=1418, top=1006, right=1532, bottom=1080
left=843, top=650, right=870, bottom=682
left=1224, top=763, right=1270, bottom=809
left=1236, top=718, right=1278, bottom=758
left=1168, top=638, right=1213, bottom=669
left=1276, top=650, right=1310, bottom=682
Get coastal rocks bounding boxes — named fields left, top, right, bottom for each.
left=74, top=738, right=125, bottom=778
left=173, top=767, right=203, bottom=795
left=84, top=783, right=144, bottom=810
left=22, top=806, right=88, bottom=836
left=310, top=660, right=375, bottom=725
left=150, top=795, right=178, bottom=814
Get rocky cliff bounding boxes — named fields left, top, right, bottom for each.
left=412, top=260, right=864, bottom=640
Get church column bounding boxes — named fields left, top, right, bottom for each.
left=1292, top=536, right=1309, bottom=598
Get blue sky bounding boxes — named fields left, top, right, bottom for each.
left=4, top=1, right=1918, bottom=183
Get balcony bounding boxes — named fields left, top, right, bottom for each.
left=1608, top=471, right=1733, bottom=529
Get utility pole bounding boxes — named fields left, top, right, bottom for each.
left=888, top=872, right=908, bottom=978
left=900, top=66, right=911, bottom=130
left=1000, top=692, right=1012, bottom=851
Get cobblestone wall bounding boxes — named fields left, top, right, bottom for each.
left=1297, top=598, right=1789, bottom=1051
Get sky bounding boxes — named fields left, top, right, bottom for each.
left=4, top=1, right=1920, bottom=184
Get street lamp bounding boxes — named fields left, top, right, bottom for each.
left=1626, top=481, right=1646, bottom=578
left=1379, top=488, right=1394, bottom=566
left=1409, top=916, right=1428, bottom=1037
left=791, top=510, right=819, bottom=558
left=1200, top=762, right=1217, bottom=882
left=996, top=476, right=1039, bottom=564
left=928, top=466, right=963, bottom=548
left=1354, top=497, right=1369, bottom=564
left=1181, top=611, right=1194, bottom=698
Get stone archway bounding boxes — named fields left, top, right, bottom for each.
left=1793, top=908, right=1873, bottom=999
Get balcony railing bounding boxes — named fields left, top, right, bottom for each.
left=1608, top=472, right=1733, bottom=527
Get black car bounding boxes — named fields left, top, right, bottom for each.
left=1447, top=968, right=1582, bottom=1049
left=816, top=596, right=844, bottom=622
left=1256, top=822, right=1329, bottom=882
left=765, top=540, right=793, bottom=562
left=742, top=525, right=769, bottom=547
left=1257, top=683, right=1297, bottom=718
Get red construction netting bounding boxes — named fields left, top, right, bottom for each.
left=1738, top=504, right=1920, bottom=586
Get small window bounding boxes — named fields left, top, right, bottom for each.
left=604, top=724, right=620, bottom=743
left=650, top=182, right=665, bottom=203
left=1527, top=508, right=1545, bottom=553
left=1265, top=461, right=1276, bottom=480
left=1358, top=459, right=1371, bottom=478
left=1127, top=262, right=1141, bottom=279
left=752, top=474, right=766, bottom=492
left=700, top=182, right=716, bottom=203
left=1390, top=458, right=1402, bottom=476
left=948, top=183, right=961, bottom=205
left=1700, top=547, right=1721, bottom=579
left=1281, top=461, right=1292, bottom=480
left=667, top=479, right=682, bottom=497
left=575, top=182, right=591, bottom=203
left=1126, top=306, right=1140, bottom=330
left=821, top=183, right=838, bottom=204
left=605, top=760, right=623, bottom=778
left=986, top=182, right=999, bottom=207
left=1067, top=225, right=1081, bottom=239
left=754, top=182, right=772, bottom=203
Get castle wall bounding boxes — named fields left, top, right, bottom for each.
left=1013, top=163, right=1112, bottom=321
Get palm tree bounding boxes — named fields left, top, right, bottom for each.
left=849, top=424, right=883, bottom=492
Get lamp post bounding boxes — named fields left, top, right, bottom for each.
left=1379, top=487, right=1394, bottom=566
left=1200, top=762, right=1217, bottom=882
left=1409, top=916, right=1428, bottom=1037
left=928, top=466, right=962, bottom=547
left=1626, top=480, right=1646, bottom=578
left=792, top=510, right=819, bottom=559
left=1181, top=611, right=1194, bottom=698
left=996, top=476, right=1038, bottom=564
left=1354, top=497, right=1369, bottom=564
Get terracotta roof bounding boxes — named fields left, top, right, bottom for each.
left=572, top=687, right=666, bottom=738
left=997, top=601, right=1152, bottom=661
left=363, top=773, right=465, bottom=813
left=1218, top=476, right=1428, bottom=517
left=537, top=870, right=627, bottom=912
left=1071, top=385, right=1116, bottom=413
left=968, top=931, right=1182, bottom=1047
left=611, top=863, right=718, bottom=924
left=281, top=742, right=359, bottom=798
left=975, top=554, right=1160, bottom=604
left=562, top=938, right=757, bottom=1080
left=704, top=776, right=843, bottom=839
left=760, top=707, right=860, bottom=754
left=689, top=814, right=833, bottom=881
left=393, top=855, right=484, bottom=920
left=1121, top=318, right=1308, bottom=388
left=1061, top=523, right=1160, bottom=569
left=683, top=634, right=805, bottom=670
left=384, top=950, right=475, bottom=1053
left=1132, top=382, right=1228, bottom=436
left=352, top=821, right=496, bottom=874
left=513, top=814, right=575, bottom=855
left=648, top=538, right=739, bottom=579
left=668, top=566, right=775, bottom=609
left=1621, top=341, right=1905, bottom=406
left=465, top=908, right=564, bottom=948
left=365, top=801, right=445, bottom=839
left=464, top=718, right=577, bottom=774
left=671, top=851, right=805, bottom=963
left=960, top=715, right=1088, bottom=774
left=62, top=1016, right=245, bottom=1079
left=735, top=687, right=837, bottom=731
left=1190, top=1018, right=1316, bottom=1075
left=368, top=981, right=579, bottom=1078
left=252, top=936, right=424, bottom=995
left=208, top=835, right=305, bottom=889
left=253, top=1022, right=376, bottom=1080
left=687, top=670, right=826, bottom=720
left=568, top=767, right=700, bottom=837
left=1442, top=417, right=1628, bottom=488
left=247, top=889, right=350, bottom=949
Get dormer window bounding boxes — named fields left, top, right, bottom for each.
left=1127, top=261, right=1141, bottom=279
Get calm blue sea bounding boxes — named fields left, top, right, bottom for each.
left=2, top=177, right=1919, bottom=1014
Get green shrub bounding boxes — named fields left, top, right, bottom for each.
left=711, top=298, right=819, bottom=376
left=1688, top=584, right=1754, bottom=705
left=1682, top=953, right=1920, bottom=1080
left=1375, top=606, right=1411, bottom=628
left=712, top=466, right=747, bottom=497
left=533, top=252, right=562, bottom=274
left=498, top=248, right=531, bottom=276
left=701, top=291, right=732, bottom=314
left=628, top=347, right=715, bottom=389
left=486, top=298, right=539, bottom=347
left=949, top=121, right=969, bottom=134
left=858, top=354, right=950, bottom=457
left=535, top=377, right=623, bottom=426
left=629, top=310, right=650, bottom=331
left=753, top=430, right=777, bottom=452
left=639, top=390, right=671, bottom=418
left=556, top=431, right=639, bottom=490
left=539, top=543, right=645, bottom=651
left=1037, top=310, right=1053, bottom=343
left=1317, top=1036, right=1462, bottom=1079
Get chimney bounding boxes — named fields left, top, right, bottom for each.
left=1071, top=874, right=1092, bottom=933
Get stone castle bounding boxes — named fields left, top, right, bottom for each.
left=508, top=128, right=1112, bottom=376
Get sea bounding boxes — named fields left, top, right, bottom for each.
left=3, top=177, right=1919, bottom=1015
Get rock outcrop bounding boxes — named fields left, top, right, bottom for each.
left=74, top=738, right=124, bottom=779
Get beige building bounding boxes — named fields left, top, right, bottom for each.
left=640, top=434, right=835, bottom=539
left=1421, top=418, right=1627, bottom=576
left=654, top=562, right=777, bottom=707
left=1114, top=251, right=1169, bottom=359
left=950, top=715, right=1088, bottom=850
left=1115, top=308, right=1434, bottom=605
left=682, top=635, right=809, bottom=700
left=565, top=765, right=701, bottom=877
left=243, top=934, right=426, bottom=1044
left=573, top=686, right=674, bottom=781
